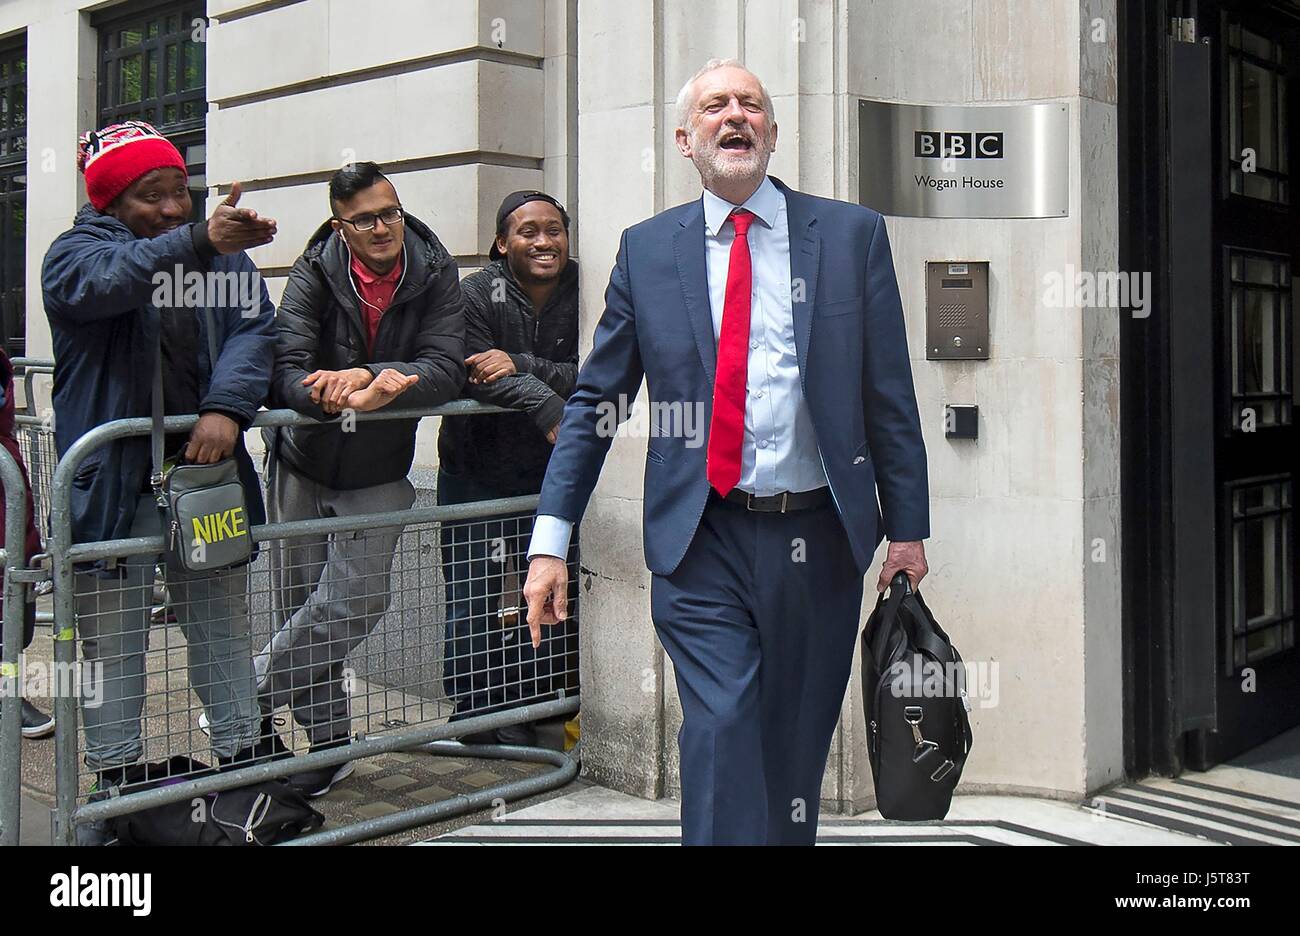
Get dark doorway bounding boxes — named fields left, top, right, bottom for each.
left=1121, top=0, right=1300, bottom=777
left=1193, top=0, right=1300, bottom=766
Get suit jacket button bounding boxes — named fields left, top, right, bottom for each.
left=853, top=456, right=866, bottom=465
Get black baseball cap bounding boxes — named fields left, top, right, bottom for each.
left=490, top=190, right=570, bottom=260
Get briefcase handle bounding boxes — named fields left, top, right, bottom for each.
left=864, top=571, right=915, bottom=665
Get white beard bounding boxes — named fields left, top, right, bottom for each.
left=691, top=127, right=773, bottom=189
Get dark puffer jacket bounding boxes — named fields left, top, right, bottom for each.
left=269, top=213, right=466, bottom=490
left=437, top=257, right=578, bottom=496
left=41, top=204, right=275, bottom=554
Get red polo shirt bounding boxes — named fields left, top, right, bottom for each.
left=350, top=252, right=403, bottom=354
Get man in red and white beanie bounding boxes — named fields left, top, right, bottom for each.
left=77, top=120, right=189, bottom=211
left=41, top=120, right=289, bottom=794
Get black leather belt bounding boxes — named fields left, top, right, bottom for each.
left=719, top=486, right=831, bottom=513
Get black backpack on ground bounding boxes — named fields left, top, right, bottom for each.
left=860, top=573, right=973, bottom=820
left=84, top=756, right=324, bottom=845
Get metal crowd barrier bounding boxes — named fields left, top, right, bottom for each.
left=1, top=446, right=38, bottom=846
left=2, top=359, right=52, bottom=845
left=11, top=358, right=56, bottom=550
left=46, top=401, right=580, bottom=846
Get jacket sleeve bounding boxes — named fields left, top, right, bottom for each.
left=468, top=373, right=566, bottom=435
left=41, top=223, right=202, bottom=323
left=200, top=253, right=277, bottom=429
left=461, top=275, right=565, bottom=433
left=507, top=352, right=578, bottom=399
left=537, top=229, right=644, bottom=524
left=364, top=259, right=467, bottom=408
left=861, top=214, right=929, bottom=542
left=267, top=255, right=338, bottom=421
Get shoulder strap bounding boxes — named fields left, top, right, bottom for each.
left=151, top=308, right=223, bottom=504
left=151, top=322, right=166, bottom=505
left=202, top=306, right=220, bottom=379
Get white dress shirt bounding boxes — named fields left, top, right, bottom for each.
left=528, top=176, right=827, bottom=560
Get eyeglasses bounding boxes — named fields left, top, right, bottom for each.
left=334, top=207, right=404, bottom=232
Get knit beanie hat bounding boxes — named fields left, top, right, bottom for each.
left=76, top=120, right=187, bottom=211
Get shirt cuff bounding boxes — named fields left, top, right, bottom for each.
left=528, top=514, right=573, bottom=560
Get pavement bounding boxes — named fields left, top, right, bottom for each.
left=12, top=617, right=578, bottom=846
left=18, top=712, right=1300, bottom=846
left=418, top=729, right=1300, bottom=846
left=12, top=584, right=1300, bottom=846
left=16, top=711, right=577, bottom=846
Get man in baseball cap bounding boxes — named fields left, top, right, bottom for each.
left=487, top=190, right=570, bottom=261
left=42, top=120, right=283, bottom=791
left=437, top=189, right=580, bottom=745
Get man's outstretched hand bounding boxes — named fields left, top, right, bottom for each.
left=206, top=181, right=277, bottom=254
left=876, top=540, right=928, bottom=593
left=523, top=555, right=569, bottom=649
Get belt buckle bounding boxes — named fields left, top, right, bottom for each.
left=743, top=491, right=789, bottom=512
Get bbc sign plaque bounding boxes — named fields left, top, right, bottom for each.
left=858, top=100, right=1070, bottom=218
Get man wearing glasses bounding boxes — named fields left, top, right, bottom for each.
left=255, top=161, right=465, bottom=796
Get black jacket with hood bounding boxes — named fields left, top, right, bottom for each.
left=269, top=212, right=465, bottom=489
left=437, top=257, right=578, bottom=496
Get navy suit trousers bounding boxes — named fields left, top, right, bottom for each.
left=651, top=491, right=865, bottom=845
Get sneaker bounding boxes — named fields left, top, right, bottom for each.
left=216, top=746, right=262, bottom=770
left=451, top=726, right=498, bottom=745
left=495, top=721, right=538, bottom=747
left=216, top=742, right=290, bottom=770
left=213, top=716, right=296, bottom=769
left=14, top=700, right=55, bottom=738
left=200, top=711, right=286, bottom=741
left=89, top=765, right=130, bottom=795
left=451, top=722, right=538, bottom=747
left=288, top=738, right=355, bottom=798
left=254, top=726, right=295, bottom=763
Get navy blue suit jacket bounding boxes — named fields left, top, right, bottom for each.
left=537, top=177, right=929, bottom=576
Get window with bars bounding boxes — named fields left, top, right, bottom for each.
left=96, top=1, right=207, bottom=222
left=1227, top=476, right=1295, bottom=670
left=0, top=38, right=26, bottom=358
left=1227, top=22, right=1290, bottom=204
left=1228, top=249, right=1294, bottom=431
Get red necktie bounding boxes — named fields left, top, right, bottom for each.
left=706, top=208, right=754, bottom=496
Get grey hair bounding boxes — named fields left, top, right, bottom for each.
left=673, top=58, right=775, bottom=132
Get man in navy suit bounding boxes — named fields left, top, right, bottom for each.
left=523, top=59, right=930, bottom=845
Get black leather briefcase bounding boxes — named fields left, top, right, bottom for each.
left=860, top=573, right=973, bottom=820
